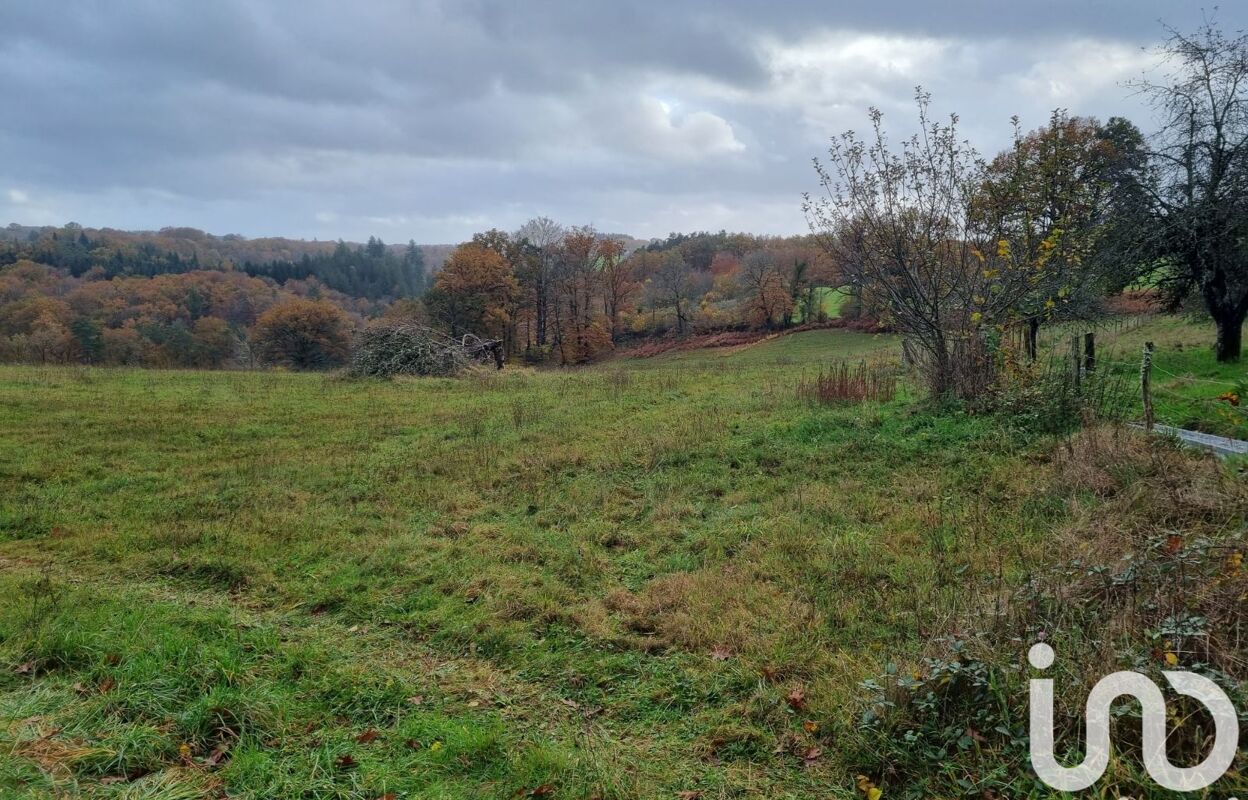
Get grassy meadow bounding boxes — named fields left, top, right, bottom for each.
left=1, top=321, right=1245, bottom=798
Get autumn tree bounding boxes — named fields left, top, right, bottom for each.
left=651, top=250, right=696, bottom=335
left=423, top=243, right=517, bottom=342
left=26, top=310, right=74, bottom=363
left=550, top=226, right=609, bottom=363
left=978, top=110, right=1121, bottom=358
left=738, top=251, right=793, bottom=329
left=471, top=228, right=536, bottom=357
left=598, top=237, right=638, bottom=343
left=191, top=317, right=237, bottom=368
left=251, top=297, right=350, bottom=369
left=1133, top=22, right=1248, bottom=361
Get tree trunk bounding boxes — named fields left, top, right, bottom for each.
left=1026, top=317, right=1039, bottom=362
left=1214, top=310, right=1244, bottom=362
left=927, top=335, right=952, bottom=397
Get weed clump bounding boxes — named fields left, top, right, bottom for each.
left=797, top=360, right=897, bottom=404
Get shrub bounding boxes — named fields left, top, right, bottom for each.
left=989, top=353, right=1131, bottom=435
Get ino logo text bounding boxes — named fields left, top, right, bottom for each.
left=1029, top=642, right=1239, bottom=792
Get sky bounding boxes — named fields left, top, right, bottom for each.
left=0, top=1, right=1242, bottom=244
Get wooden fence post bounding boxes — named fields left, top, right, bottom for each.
left=1083, top=331, right=1096, bottom=373
left=1071, top=335, right=1082, bottom=391
left=1141, top=341, right=1155, bottom=433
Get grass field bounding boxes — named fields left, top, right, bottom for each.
left=790, top=288, right=850, bottom=324
left=0, top=323, right=1244, bottom=798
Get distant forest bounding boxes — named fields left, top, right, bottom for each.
left=0, top=224, right=438, bottom=301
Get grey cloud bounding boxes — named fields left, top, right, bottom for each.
left=0, top=1, right=1243, bottom=243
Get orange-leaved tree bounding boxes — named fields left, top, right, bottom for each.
left=251, top=297, right=350, bottom=369
left=424, top=243, right=518, bottom=343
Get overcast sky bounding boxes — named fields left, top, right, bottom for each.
left=0, top=1, right=1241, bottom=244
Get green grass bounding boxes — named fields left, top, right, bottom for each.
left=791, top=287, right=850, bottom=324
left=625, top=327, right=896, bottom=371
left=0, top=321, right=1242, bottom=798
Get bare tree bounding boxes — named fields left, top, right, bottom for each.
left=598, top=237, right=637, bottom=342
left=515, top=216, right=564, bottom=350
left=551, top=226, right=603, bottom=363
left=652, top=250, right=695, bottom=335
left=1134, top=21, right=1248, bottom=361
left=805, top=90, right=1054, bottom=396
left=738, top=250, right=792, bottom=329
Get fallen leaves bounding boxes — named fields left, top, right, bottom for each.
left=784, top=687, right=807, bottom=712
left=334, top=753, right=357, bottom=770
left=709, top=645, right=732, bottom=661
left=204, top=744, right=229, bottom=768
left=355, top=728, right=381, bottom=744
left=856, top=774, right=883, bottom=800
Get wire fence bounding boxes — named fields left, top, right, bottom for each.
left=1028, top=322, right=1246, bottom=432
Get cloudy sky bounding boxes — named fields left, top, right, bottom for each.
left=0, top=1, right=1241, bottom=244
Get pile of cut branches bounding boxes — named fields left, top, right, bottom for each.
left=349, top=323, right=500, bottom=378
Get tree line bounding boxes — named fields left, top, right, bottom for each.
left=0, top=226, right=428, bottom=301
left=0, top=223, right=843, bottom=370
left=404, top=223, right=843, bottom=365
left=0, top=260, right=368, bottom=368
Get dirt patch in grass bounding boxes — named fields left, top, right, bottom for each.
left=618, top=322, right=876, bottom=359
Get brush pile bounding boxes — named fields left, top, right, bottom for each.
left=349, top=323, right=498, bottom=378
